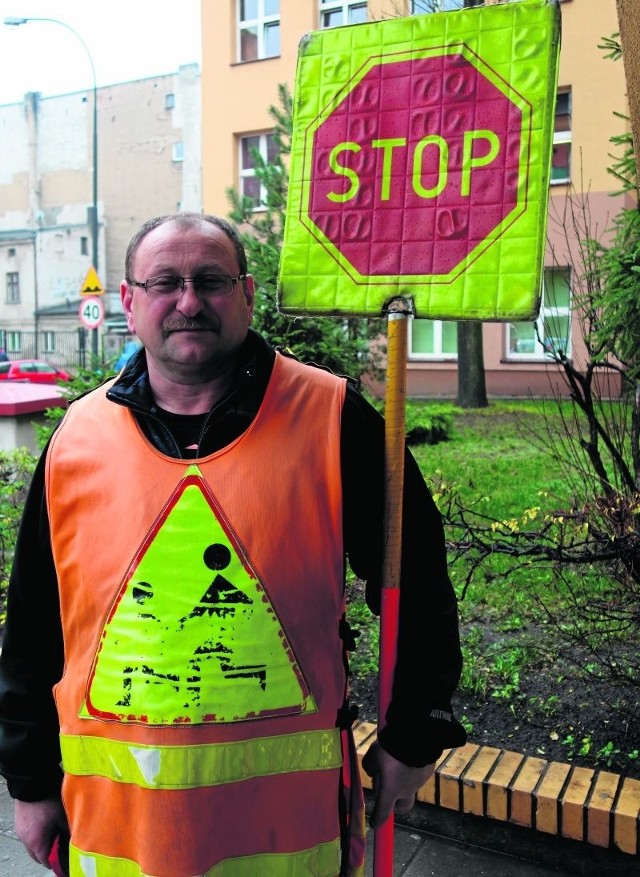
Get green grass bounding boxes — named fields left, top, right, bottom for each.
left=411, top=401, right=574, bottom=518
left=346, top=399, right=631, bottom=697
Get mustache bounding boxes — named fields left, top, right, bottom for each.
left=162, top=316, right=220, bottom=336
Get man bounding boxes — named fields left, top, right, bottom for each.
left=0, top=213, right=465, bottom=877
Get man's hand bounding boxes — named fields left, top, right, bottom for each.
left=14, top=797, right=68, bottom=867
left=361, top=740, right=435, bottom=829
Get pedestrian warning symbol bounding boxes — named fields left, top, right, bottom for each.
left=80, top=266, right=104, bottom=296
left=83, top=465, right=314, bottom=725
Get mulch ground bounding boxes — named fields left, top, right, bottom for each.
left=350, top=663, right=640, bottom=779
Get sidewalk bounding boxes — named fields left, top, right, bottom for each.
left=0, top=775, right=609, bottom=877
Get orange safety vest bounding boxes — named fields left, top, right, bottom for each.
left=46, top=353, right=366, bottom=877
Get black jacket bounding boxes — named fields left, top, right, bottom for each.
left=0, top=330, right=466, bottom=800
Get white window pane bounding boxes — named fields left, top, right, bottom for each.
left=551, top=143, right=570, bottom=183
left=266, top=134, right=278, bottom=163
left=412, top=320, right=435, bottom=353
left=265, top=0, right=279, bottom=14
left=240, top=0, right=258, bottom=21
left=242, top=136, right=260, bottom=169
left=265, top=22, right=280, bottom=57
left=349, top=5, right=367, bottom=24
left=240, top=26, right=259, bottom=61
left=542, top=317, right=570, bottom=356
left=323, top=11, right=344, bottom=26
left=242, top=176, right=261, bottom=204
left=441, top=322, right=458, bottom=354
left=410, top=319, right=458, bottom=356
left=544, top=268, right=571, bottom=309
left=508, top=323, right=536, bottom=354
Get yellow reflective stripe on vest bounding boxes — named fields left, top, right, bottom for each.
left=69, top=838, right=341, bottom=877
left=60, top=728, right=342, bottom=789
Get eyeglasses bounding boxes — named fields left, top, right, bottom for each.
left=128, top=274, right=247, bottom=297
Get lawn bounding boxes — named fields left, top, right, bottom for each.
left=347, top=399, right=640, bottom=777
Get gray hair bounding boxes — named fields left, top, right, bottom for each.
left=124, top=212, right=248, bottom=281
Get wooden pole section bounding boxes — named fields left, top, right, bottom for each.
left=374, top=296, right=412, bottom=877
left=616, top=0, right=640, bottom=186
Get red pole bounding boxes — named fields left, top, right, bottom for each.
left=374, top=297, right=411, bottom=877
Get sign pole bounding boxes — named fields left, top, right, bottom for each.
left=374, top=296, right=412, bottom=877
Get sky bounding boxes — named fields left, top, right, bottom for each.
left=0, top=0, right=202, bottom=105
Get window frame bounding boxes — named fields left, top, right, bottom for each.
left=408, top=317, right=458, bottom=360
left=551, top=88, right=572, bottom=185
left=6, top=271, right=19, bottom=305
left=319, top=1, right=368, bottom=28
left=506, top=267, right=572, bottom=360
left=239, top=131, right=278, bottom=211
left=43, top=331, right=56, bottom=355
left=238, top=0, right=280, bottom=62
left=6, top=331, right=21, bottom=354
left=411, top=0, right=483, bottom=12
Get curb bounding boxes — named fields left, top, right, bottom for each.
left=354, top=721, right=640, bottom=857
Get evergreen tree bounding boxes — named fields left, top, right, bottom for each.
left=226, top=84, right=384, bottom=385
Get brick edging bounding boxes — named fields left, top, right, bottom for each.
left=353, top=721, right=640, bottom=856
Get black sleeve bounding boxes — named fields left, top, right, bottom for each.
left=341, top=384, right=467, bottom=766
left=0, top=444, right=64, bottom=800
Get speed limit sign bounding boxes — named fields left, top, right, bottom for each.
left=79, top=296, right=105, bottom=329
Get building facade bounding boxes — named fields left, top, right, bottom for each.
left=0, top=63, right=201, bottom=366
left=201, top=0, right=632, bottom=398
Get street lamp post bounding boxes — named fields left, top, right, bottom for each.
left=4, top=16, right=100, bottom=359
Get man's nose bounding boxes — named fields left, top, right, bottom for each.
left=175, top=279, right=205, bottom=316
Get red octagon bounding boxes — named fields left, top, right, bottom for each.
left=306, top=51, right=526, bottom=279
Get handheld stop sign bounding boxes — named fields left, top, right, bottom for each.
left=277, top=3, right=560, bottom=873
left=278, top=0, right=560, bottom=320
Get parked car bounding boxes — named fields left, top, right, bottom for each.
left=0, top=359, right=73, bottom=384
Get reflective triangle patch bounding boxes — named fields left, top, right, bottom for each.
left=84, top=466, right=315, bottom=724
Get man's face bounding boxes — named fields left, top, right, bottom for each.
left=120, top=220, right=254, bottom=383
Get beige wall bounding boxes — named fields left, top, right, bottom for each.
left=200, top=1, right=632, bottom=399
left=202, top=1, right=419, bottom=215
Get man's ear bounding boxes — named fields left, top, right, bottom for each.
left=243, top=274, right=256, bottom=320
left=120, top=280, right=136, bottom=333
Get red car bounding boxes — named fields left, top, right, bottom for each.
left=0, top=359, right=72, bottom=384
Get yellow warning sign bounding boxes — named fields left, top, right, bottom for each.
left=84, top=466, right=315, bottom=725
left=80, top=266, right=104, bottom=296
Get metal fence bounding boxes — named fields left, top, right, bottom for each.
left=0, top=329, right=114, bottom=371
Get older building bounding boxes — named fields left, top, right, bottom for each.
left=201, top=0, right=632, bottom=398
left=0, top=63, right=201, bottom=366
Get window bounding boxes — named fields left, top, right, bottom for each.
left=6, top=272, right=19, bottom=304
left=7, top=248, right=15, bottom=257
left=409, top=319, right=458, bottom=358
left=411, top=0, right=482, bottom=12
left=81, top=236, right=89, bottom=256
left=172, top=141, right=185, bottom=163
left=552, top=88, right=571, bottom=184
left=320, top=1, right=367, bottom=27
left=240, top=132, right=278, bottom=209
left=165, top=93, right=175, bottom=110
left=6, top=331, right=21, bottom=354
left=507, top=268, right=571, bottom=359
left=238, top=0, right=280, bottom=62
left=44, top=332, right=56, bottom=354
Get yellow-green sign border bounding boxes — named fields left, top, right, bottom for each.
left=279, top=0, right=560, bottom=320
